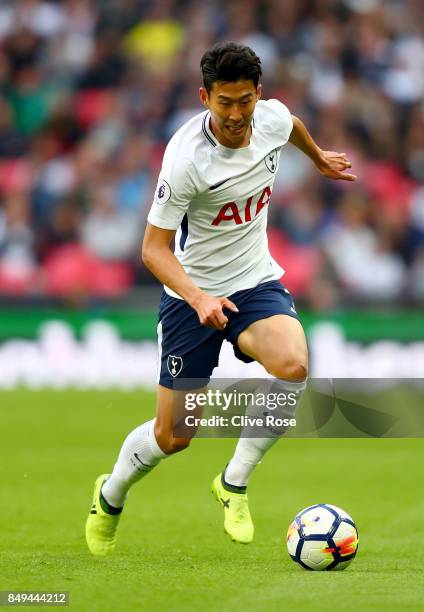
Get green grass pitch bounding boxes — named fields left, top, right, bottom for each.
left=1, top=390, right=423, bottom=611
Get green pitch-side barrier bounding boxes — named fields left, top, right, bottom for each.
left=0, top=308, right=423, bottom=341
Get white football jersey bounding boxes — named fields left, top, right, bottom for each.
left=147, top=98, right=293, bottom=299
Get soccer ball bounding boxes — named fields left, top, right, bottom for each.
left=287, top=504, right=358, bottom=571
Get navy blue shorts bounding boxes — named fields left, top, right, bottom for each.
left=157, top=280, right=299, bottom=389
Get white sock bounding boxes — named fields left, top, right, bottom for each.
left=101, top=419, right=166, bottom=508
left=224, top=378, right=306, bottom=488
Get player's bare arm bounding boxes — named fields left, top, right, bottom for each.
left=289, top=115, right=357, bottom=181
left=142, top=222, right=238, bottom=331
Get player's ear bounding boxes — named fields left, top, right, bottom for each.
left=256, top=84, right=262, bottom=101
left=199, top=87, right=209, bottom=108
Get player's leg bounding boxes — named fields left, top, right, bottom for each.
left=237, top=314, right=308, bottom=381
left=101, top=384, right=192, bottom=504
left=224, top=313, right=307, bottom=490
left=101, top=382, right=202, bottom=506
left=212, top=282, right=308, bottom=544
left=85, top=385, right=195, bottom=556
left=86, top=291, right=222, bottom=555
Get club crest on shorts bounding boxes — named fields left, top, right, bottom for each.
left=155, top=179, right=171, bottom=205
left=264, top=149, right=278, bottom=173
left=167, top=354, right=183, bottom=377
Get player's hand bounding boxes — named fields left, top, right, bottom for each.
left=315, top=150, right=357, bottom=182
left=192, top=293, right=239, bottom=330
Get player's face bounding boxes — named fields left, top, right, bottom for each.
left=199, top=80, right=261, bottom=148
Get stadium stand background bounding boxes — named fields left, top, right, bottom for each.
left=0, top=0, right=423, bottom=309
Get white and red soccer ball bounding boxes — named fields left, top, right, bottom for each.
left=287, top=504, right=359, bottom=571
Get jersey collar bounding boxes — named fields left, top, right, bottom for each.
left=202, top=112, right=218, bottom=147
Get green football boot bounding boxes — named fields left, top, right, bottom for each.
left=85, top=474, right=122, bottom=556
left=211, top=473, right=254, bottom=544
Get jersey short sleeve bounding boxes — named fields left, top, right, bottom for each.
left=264, top=99, right=293, bottom=145
left=147, top=140, right=197, bottom=230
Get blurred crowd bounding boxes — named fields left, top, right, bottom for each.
left=0, top=0, right=423, bottom=307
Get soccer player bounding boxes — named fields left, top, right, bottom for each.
left=85, top=42, right=356, bottom=555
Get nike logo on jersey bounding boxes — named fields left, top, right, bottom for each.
left=209, top=178, right=231, bottom=190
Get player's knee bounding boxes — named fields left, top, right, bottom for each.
left=267, top=355, right=308, bottom=382
left=155, top=428, right=191, bottom=455
left=170, top=437, right=191, bottom=453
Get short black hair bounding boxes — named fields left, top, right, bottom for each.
left=200, top=42, right=262, bottom=93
